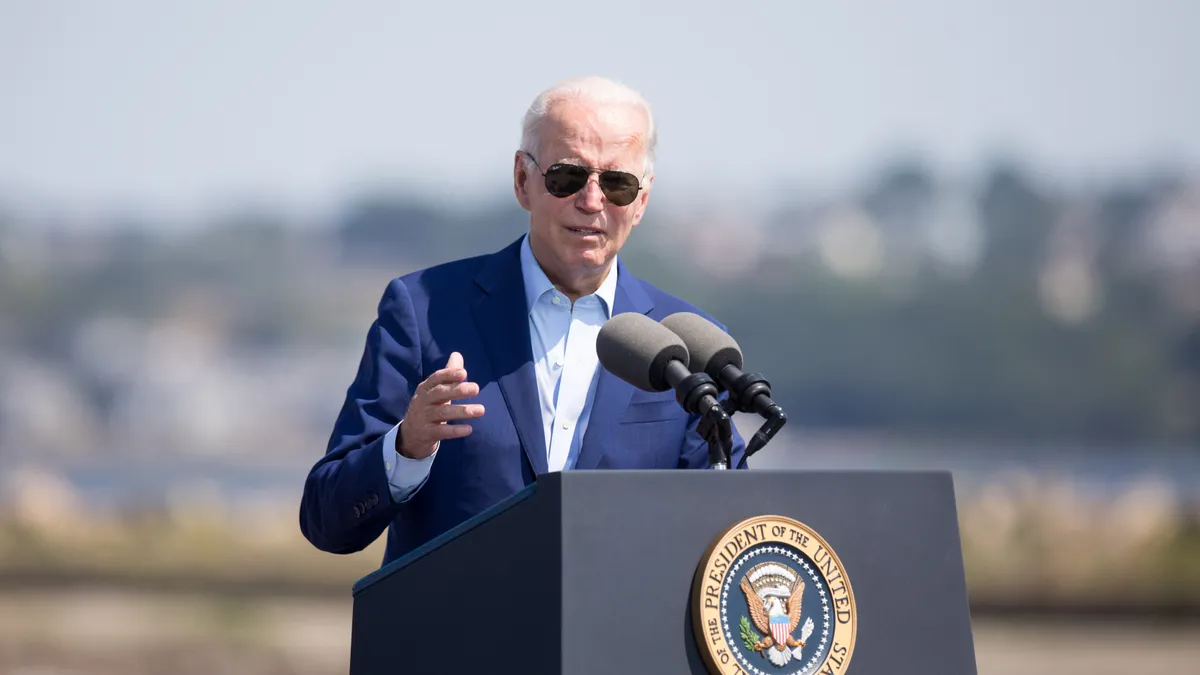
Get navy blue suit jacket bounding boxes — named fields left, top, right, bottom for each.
left=299, top=237, right=747, bottom=565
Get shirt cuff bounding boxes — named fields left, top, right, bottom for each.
left=382, top=421, right=437, bottom=504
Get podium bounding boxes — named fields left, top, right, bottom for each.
left=349, top=471, right=977, bottom=674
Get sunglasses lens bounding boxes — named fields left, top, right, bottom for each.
left=544, top=164, right=589, bottom=198
left=541, top=162, right=641, bottom=206
left=599, top=171, right=641, bottom=206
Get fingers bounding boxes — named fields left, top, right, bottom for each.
left=406, top=352, right=484, bottom=451
left=418, top=351, right=484, bottom=405
left=431, top=422, right=475, bottom=440
left=421, top=365, right=467, bottom=392
left=419, top=352, right=470, bottom=393
left=425, top=380, right=480, bottom=404
left=432, top=403, right=485, bottom=422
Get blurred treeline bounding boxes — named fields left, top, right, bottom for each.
left=1, top=158, right=1198, bottom=452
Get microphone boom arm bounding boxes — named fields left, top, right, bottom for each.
left=745, top=402, right=786, bottom=459
left=719, top=370, right=788, bottom=462
left=697, top=399, right=734, bottom=470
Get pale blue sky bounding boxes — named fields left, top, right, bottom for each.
left=1, top=0, right=1197, bottom=224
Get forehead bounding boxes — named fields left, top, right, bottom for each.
left=539, top=99, right=648, bottom=169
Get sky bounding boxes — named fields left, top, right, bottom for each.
left=1, top=0, right=1197, bottom=225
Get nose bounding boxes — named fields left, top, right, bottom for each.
left=574, top=174, right=605, bottom=213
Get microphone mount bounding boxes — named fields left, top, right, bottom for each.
left=716, top=368, right=787, bottom=464
left=697, top=401, right=734, bottom=471
left=664, top=360, right=733, bottom=470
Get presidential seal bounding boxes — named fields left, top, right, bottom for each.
left=692, top=515, right=857, bottom=675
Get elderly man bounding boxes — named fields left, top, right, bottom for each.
left=300, top=76, right=747, bottom=565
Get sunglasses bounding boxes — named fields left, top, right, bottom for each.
left=523, top=151, right=644, bottom=207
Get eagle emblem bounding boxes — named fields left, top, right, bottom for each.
left=739, top=562, right=816, bottom=668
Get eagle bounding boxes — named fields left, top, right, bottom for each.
left=741, top=576, right=807, bottom=666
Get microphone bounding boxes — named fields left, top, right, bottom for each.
left=596, top=313, right=733, bottom=469
left=659, top=312, right=787, bottom=459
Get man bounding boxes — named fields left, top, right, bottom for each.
left=299, top=76, right=747, bottom=565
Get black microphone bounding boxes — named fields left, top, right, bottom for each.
left=596, top=313, right=733, bottom=469
left=659, top=312, right=787, bottom=458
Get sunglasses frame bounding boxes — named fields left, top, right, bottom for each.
left=521, top=151, right=646, bottom=207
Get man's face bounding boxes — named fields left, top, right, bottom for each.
left=514, top=98, right=653, bottom=283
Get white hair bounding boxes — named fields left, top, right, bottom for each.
left=519, top=76, right=657, bottom=175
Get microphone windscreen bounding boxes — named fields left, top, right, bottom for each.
left=660, top=312, right=743, bottom=380
left=596, top=312, right=689, bottom=391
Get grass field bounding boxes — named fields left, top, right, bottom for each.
left=0, top=588, right=1197, bottom=675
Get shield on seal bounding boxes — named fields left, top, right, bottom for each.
left=770, top=614, right=791, bottom=647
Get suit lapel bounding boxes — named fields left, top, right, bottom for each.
left=472, top=239, right=548, bottom=476
left=573, top=260, right=655, bottom=471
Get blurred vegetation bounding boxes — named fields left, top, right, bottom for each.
left=958, top=472, right=1200, bottom=612
left=2, top=160, right=1198, bottom=444
left=1, top=468, right=1198, bottom=612
left=0, top=469, right=381, bottom=593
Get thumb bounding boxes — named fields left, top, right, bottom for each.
left=445, top=351, right=464, bottom=371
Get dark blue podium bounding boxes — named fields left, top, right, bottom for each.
left=349, top=470, right=977, bottom=674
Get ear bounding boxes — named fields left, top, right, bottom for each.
left=630, top=173, right=653, bottom=227
left=514, top=151, right=533, bottom=211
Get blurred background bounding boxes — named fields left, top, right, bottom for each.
left=2, top=1, right=1198, bottom=673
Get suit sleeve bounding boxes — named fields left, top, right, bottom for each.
left=299, top=278, right=426, bottom=554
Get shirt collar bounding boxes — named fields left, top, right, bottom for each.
left=519, top=233, right=618, bottom=318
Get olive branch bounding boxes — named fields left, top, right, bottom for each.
left=739, top=615, right=760, bottom=651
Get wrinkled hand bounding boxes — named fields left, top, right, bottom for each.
left=397, top=352, right=484, bottom=459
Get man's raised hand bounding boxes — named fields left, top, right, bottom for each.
left=397, top=352, right=484, bottom=459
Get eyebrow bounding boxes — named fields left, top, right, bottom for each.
left=553, top=156, right=640, bottom=173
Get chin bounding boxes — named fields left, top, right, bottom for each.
left=559, top=233, right=602, bottom=251
left=578, top=245, right=610, bottom=261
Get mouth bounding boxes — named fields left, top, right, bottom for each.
left=566, top=226, right=604, bottom=237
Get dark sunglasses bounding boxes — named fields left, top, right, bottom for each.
left=523, top=151, right=644, bottom=207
